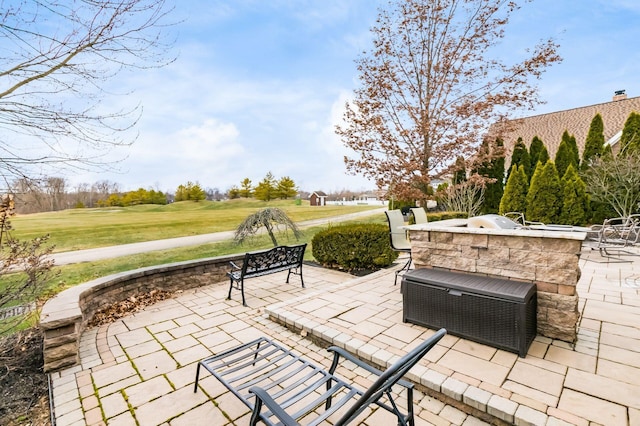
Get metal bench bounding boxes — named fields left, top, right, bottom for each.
left=227, top=244, right=307, bottom=306
left=194, top=329, right=446, bottom=426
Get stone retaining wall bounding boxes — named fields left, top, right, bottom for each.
left=39, top=254, right=243, bottom=372
left=408, top=225, right=584, bottom=342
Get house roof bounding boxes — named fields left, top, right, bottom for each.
left=491, top=93, right=640, bottom=159
left=310, top=191, right=327, bottom=197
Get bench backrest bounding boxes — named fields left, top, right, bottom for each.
left=336, top=328, right=447, bottom=426
left=241, top=244, right=306, bottom=278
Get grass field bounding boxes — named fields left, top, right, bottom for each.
left=3, top=200, right=386, bottom=301
left=10, top=199, right=382, bottom=252
left=1, top=200, right=388, bottom=333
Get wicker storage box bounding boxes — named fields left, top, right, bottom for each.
left=402, top=268, right=537, bottom=357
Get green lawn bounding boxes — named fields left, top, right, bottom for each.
left=1, top=200, right=387, bottom=333
left=4, top=200, right=387, bottom=299
left=10, top=199, right=381, bottom=252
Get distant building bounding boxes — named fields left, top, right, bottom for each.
left=309, top=191, right=327, bottom=206
left=491, top=90, right=640, bottom=160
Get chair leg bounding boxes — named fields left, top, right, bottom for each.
left=394, top=254, right=412, bottom=285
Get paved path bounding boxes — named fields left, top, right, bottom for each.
left=52, top=208, right=387, bottom=265
left=50, top=265, right=490, bottom=426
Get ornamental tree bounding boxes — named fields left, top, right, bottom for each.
left=234, top=207, right=302, bottom=247
left=337, top=0, right=560, bottom=201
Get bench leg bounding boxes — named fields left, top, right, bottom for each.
left=240, top=278, right=247, bottom=306
left=227, top=277, right=234, bottom=300
left=286, top=265, right=304, bottom=288
left=227, top=277, right=248, bottom=306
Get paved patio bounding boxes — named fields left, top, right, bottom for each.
left=49, top=247, right=640, bottom=425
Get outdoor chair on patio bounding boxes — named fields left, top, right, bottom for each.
left=385, top=209, right=412, bottom=285
left=194, top=329, right=447, bottom=426
left=502, top=212, right=543, bottom=227
left=587, top=215, right=640, bottom=261
left=410, top=207, right=428, bottom=224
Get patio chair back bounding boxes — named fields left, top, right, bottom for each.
left=385, top=209, right=411, bottom=251
left=335, top=328, right=447, bottom=426
left=410, top=207, right=428, bottom=224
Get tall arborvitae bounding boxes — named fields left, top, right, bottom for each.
left=557, top=130, right=579, bottom=176
left=566, top=131, right=580, bottom=169
left=554, top=139, right=573, bottom=179
left=508, top=137, right=531, bottom=181
left=484, top=138, right=505, bottom=214
left=582, top=113, right=605, bottom=169
left=499, top=164, right=528, bottom=215
left=559, top=164, right=589, bottom=226
left=529, top=136, right=548, bottom=172
left=526, top=161, right=562, bottom=224
left=475, top=138, right=505, bottom=214
left=452, top=156, right=467, bottom=184
left=619, top=111, right=640, bottom=155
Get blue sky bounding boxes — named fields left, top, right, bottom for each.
left=75, top=0, right=640, bottom=194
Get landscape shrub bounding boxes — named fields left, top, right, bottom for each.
left=427, top=211, right=467, bottom=221
left=311, top=223, right=398, bottom=272
left=388, top=199, right=414, bottom=212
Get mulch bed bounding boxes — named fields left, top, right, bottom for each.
left=0, top=329, right=50, bottom=426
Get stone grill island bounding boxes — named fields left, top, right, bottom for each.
left=404, top=217, right=586, bottom=343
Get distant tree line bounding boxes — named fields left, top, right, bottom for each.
left=227, top=172, right=299, bottom=201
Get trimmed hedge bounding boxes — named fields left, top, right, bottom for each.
left=426, top=211, right=467, bottom=221
left=311, top=223, right=398, bottom=272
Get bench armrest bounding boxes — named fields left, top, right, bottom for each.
left=229, top=261, right=241, bottom=271
left=249, top=386, right=299, bottom=426
left=327, top=346, right=413, bottom=390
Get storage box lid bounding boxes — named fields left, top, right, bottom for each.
left=402, top=269, right=536, bottom=302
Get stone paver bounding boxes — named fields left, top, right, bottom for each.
left=49, top=247, right=640, bottom=425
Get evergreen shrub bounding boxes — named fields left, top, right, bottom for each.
left=312, top=223, right=398, bottom=271
left=428, top=211, right=468, bottom=221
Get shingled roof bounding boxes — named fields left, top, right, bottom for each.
left=492, top=92, right=640, bottom=159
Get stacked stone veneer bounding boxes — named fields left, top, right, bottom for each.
left=39, top=254, right=243, bottom=372
left=408, top=223, right=585, bottom=342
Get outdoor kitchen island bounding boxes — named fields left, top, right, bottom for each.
left=403, top=218, right=587, bottom=343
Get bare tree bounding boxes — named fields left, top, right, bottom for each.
left=44, top=177, right=67, bottom=211
left=582, top=152, right=640, bottom=218
left=0, top=194, right=56, bottom=335
left=0, top=0, right=176, bottom=184
left=439, top=177, right=485, bottom=217
left=337, top=0, right=561, bottom=201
